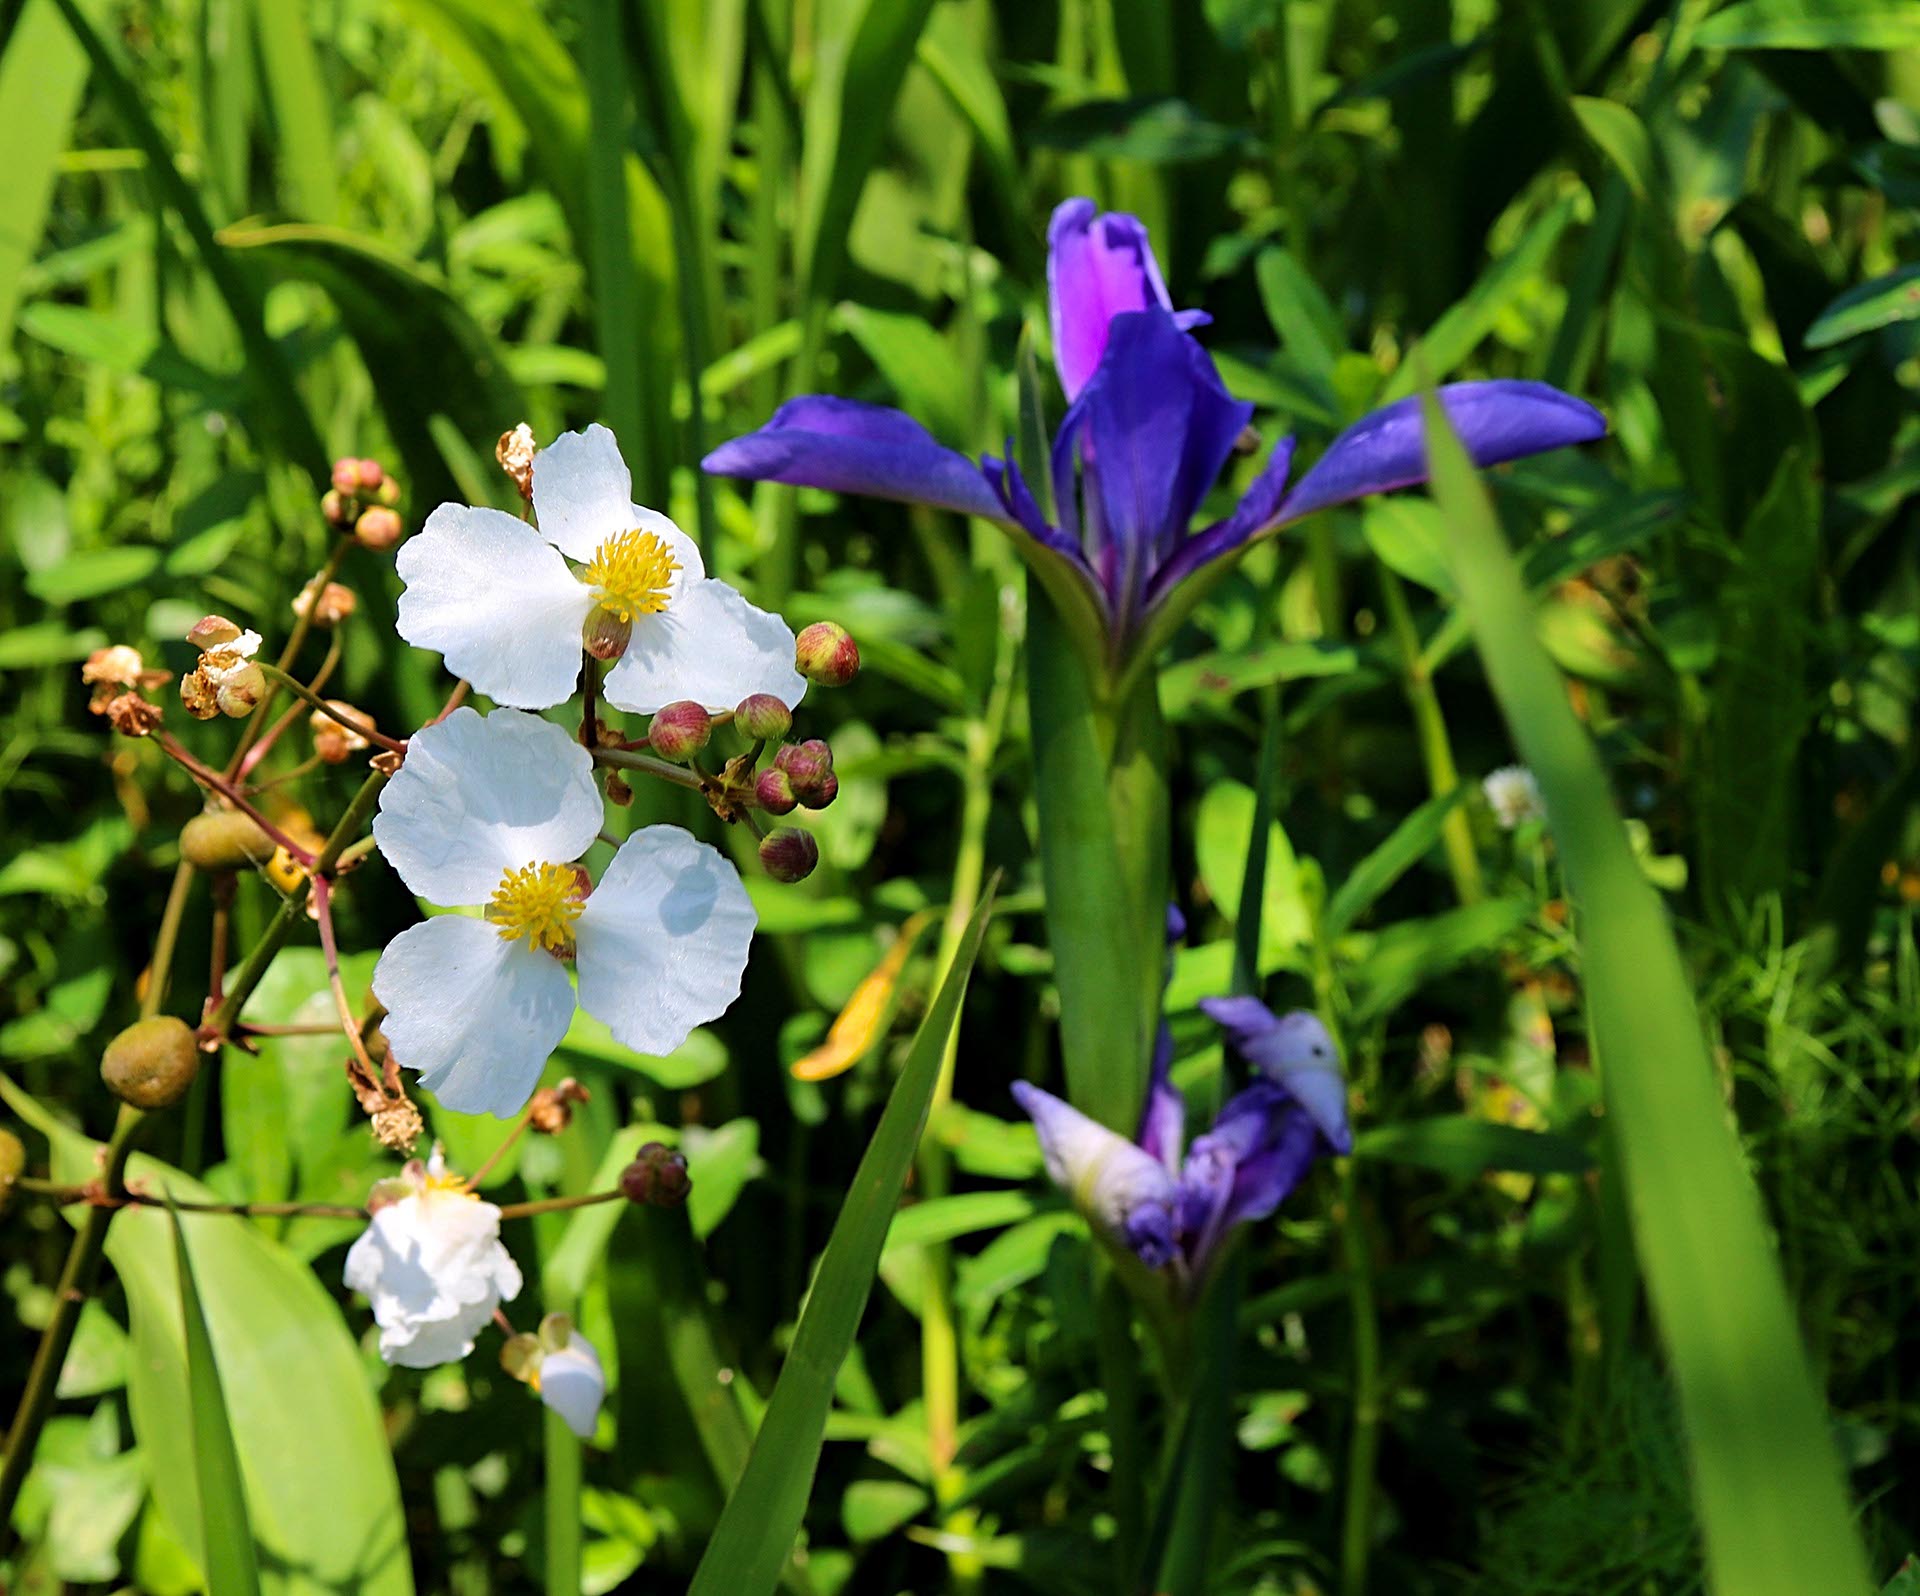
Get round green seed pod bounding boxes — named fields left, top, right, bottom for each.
left=100, top=1017, right=201, bottom=1110
left=180, top=809, right=274, bottom=873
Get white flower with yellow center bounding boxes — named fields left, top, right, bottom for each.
left=370, top=707, right=755, bottom=1117
left=343, top=1147, right=522, bottom=1368
left=395, top=424, right=806, bottom=714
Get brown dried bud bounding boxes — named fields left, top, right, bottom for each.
left=101, top=1016, right=201, bottom=1110
left=733, top=693, right=792, bottom=741
left=186, top=615, right=242, bottom=651
left=759, top=826, right=820, bottom=883
left=620, top=1141, right=691, bottom=1207
left=528, top=1078, right=590, bottom=1135
left=370, top=747, right=405, bottom=777
left=370, top=1099, right=424, bottom=1154
left=755, top=768, right=797, bottom=815
left=604, top=773, right=633, bottom=807
left=105, top=692, right=163, bottom=738
left=180, top=809, right=275, bottom=872
left=795, top=622, right=859, bottom=687
left=180, top=668, right=219, bottom=721
left=82, top=645, right=153, bottom=714
left=293, top=581, right=358, bottom=628
left=648, top=701, right=712, bottom=763
left=311, top=700, right=376, bottom=764
left=497, top=423, right=537, bottom=501
left=354, top=505, right=403, bottom=552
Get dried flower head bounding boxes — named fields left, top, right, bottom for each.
left=82, top=645, right=167, bottom=714
left=527, top=1078, right=590, bottom=1135
left=104, top=692, right=164, bottom=738
left=312, top=700, right=377, bottom=764
left=497, top=423, right=537, bottom=500
left=293, top=581, right=359, bottom=628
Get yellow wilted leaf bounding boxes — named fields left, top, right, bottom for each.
left=791, top=911, right=937, bottom=1082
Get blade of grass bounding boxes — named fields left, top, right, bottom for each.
left=166, top=1199, right=263, bottom=1596
left=0, top=0, right=89, bottom=342
left=248, top=0, right=338, bottom=220
left=1420, top=386, right=1874, bottom=1596
left=686, top=882, right=998, bottom=1596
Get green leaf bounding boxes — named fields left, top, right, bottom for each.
left=1355, top=1116, right=1591, bottom=1177
left=24, top=546, right=162, bottom=604
left=1420, top=389, right=1874, bottom=1596
left=247, top=0, right=338, bottom=220
left=1804, top=265, right=1920, bottom=348
left=1255, top=247, right=1345, bottom=378
left=1694, top=0, right=1920, bottom=50
left=166, top=1202, right=262, bottom=1596
left=1193, top=781, right=1312, bottom=954
left=0, top=0, right=91, bottom=342
left=686, top=884, right=996, bottom=1596
left=881, top=1190, right=1043, bottom=1256
left=1324, top=787, right=1468, bottom=937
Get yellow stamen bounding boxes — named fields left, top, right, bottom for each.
left=486, top=861, right=584, bottom=953
left=581, top=529, right=679, bottom=622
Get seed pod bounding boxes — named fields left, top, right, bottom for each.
left=0, top=1128, right=23, bottom=1215
left=180, top=809, right=275, bottom=872
left=100, top=1016, right=201, bottom=1110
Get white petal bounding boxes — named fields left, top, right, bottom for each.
left=343, top=1192, right=522, bottom=1368
left=373, top=707, right=602, bottom=905
left=601, top=578, right=807, bottom=714
left=538, top=1339, right=606, bottom=1438
left=574, top=826, right=755, bottom=1055
left=532, top=425, right=634, bottom=562
left=371, top=915, right=576, bottom=1118
left=396, top=502, right=592, bottom=708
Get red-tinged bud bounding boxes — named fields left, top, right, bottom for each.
left=320, top=488, right=349, bottom=527
left=331, top=457, right=362, bottom=495
left=648, top=701, right=711, bottom=763
left=733, top=693, right=792, bottom=741
left=755, top=768, right=797, bottom=815
left=795, top=621, right=859, bottom=687
left=376, top=477, right=401, bottom=508
left=354, top=458, right=386, bottom=492
left=354, top=505, right=403, bottom=552
left=774, top=738, right=832, bottom=785
left=797, top=770, right=839, bottom=811
left=759, top=826, right=819, bottom=883
left=620, top=1142, right=691, bottom=1207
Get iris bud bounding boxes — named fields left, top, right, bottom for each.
left=754, top=768, right=797, bottom=815
left=795, top=622, right=859, bottom=687
left=648, top=701, right=711, bottom=763
left=733, top=693, right=792, bottom=741
left=100, top=1016, right=201, bottom=1110
left=759, top=826, right=820, bottom=883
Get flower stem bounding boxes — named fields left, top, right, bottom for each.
left=156, top=733, right=317, bottom=867
left=241, top=634, right=343, bottom=777
left=254, top=662, right=407, bottom=755
left=591, top=744, right=706, bottom=792
left=463, top=1111, right=534, bottom=1192
left=1339, top=1157, right=1382, bottom=1596
left=225, top=535, right=352, bottom=779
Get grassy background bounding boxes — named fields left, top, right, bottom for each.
left=2, top=0, right=1917, bottom=1591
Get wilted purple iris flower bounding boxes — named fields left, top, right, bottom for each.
left=704, top=197, right=1606, bottom=657
left=1012, top=995, right=1349, bottom=1291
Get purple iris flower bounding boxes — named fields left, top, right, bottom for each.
left=703, top=197, right=1607, bottom=655
left=1012, top=996, right=1348, bottom=1291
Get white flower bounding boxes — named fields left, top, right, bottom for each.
left=1482, top=765, right=1545, bottom=830
left=534, top=1326, right=605, bottom=1439
left=395, top=424, right=806, bottom=714
left=370, top=707, right=756, bottom=1117
left=343, top=1149, right=522, bottom=1368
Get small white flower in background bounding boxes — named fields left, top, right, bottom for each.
left=370, top=707, right=756, bottom=1118
left=395, top=423, right=806, bottom=714
left=343, top=1147, right=522, bottom=1368
left=501, top=1314, right=606, bottom=1440
left=1483, top=765, right=1545, bottom=830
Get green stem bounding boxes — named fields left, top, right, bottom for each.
left=225, top=537, right=352, bottom=779
left=1338, top=1158, right=1381, bottom=1596
left=256, top=663, right=407, bottom=754
left=544, top=1408, right=583, bottom=1595
left=591, top=745, right=708, bottom=793
left=1377, top=566, right=1482, bottom=905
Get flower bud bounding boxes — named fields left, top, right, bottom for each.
left=354, top=505, right=403, bottom=552
left=773, top=738, right=831, bottom=785
left=795, top=621, right=859, bottom=687
left=648, top=701, right=711, bottom=763
left=797, top=770, right=838, bottom=811
left=0, top=1128, right=23, bottom=1215
left=754, top=768, right=797, bottom=815
left=354, top=458, right=387, bottom=493
left=320, top=489, right=349, bottom=527
left=331, top=457, right=363, bottom=496
left=582, top=604, right=632, bottom=662
left=180, top=668, right=219, bottom=721
left=759, top=826, right=820, bottom=883
left=186, top=615, right=242, bottom=651
left=100, top=1016, right=201, bottom=1110
left=620, top=1142, right=691, bottom=1207
left=181, top=809, right=275, bottom=872
left=733, top=693, right=792, bottom=741
left=293, top=581, right=358, bottom=628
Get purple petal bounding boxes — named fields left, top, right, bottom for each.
left=1202, top=997, right=1352, bottom=1154
left=1270, top=381, right=1606, bottom=528
left=1220, top=1111, right=1320, bottom=1229
left=980, top=450, right=1083, bottom=563
left=1012, top=1080, right=1179, bottom=1267
left=1166, top=902, right=1189, bottom=944
left=1137, top=1024, right=1185, bottom=1173
left=1056, top=309, right=1253, bottom=621
left=703, top=395, right=1008, bottom=523
left=1179, top=1082, right=1319, bottom=1270
left=1047, top=199, right=1206, bottom=400
left=1147, top=435, right=1298, bottom=606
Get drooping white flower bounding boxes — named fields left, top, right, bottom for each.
left=395, top=424, right=806, bottom=714
left=535, top=1321, right=606, bottom=1439
left=343, top=1148, right=522, bottom=1368
left=370, top=707, right=755, bottom=1117
left=1483, top=764, right=1545, bottom=830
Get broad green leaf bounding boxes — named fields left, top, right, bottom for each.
left=1804, top=265, right=1920, bottom=349
left=1160, top=640, right=1373, bottom=719
left=167, top=1204, right=263, bottom=1596
left=1193, top=781, right=1312, bottom=954
left=24, top=546, right=162, bottom=604
left=1421, top=390, right=1874, bottom=1596
left=248, top=0, right=338, bottom=220
left=686, top=885, right=996, bottom=1596
left=881, top=1190, right=1043, bottom=1256
left=1345, top=897, right=1532, bottom=1026
left=1255, top=247, right=1345, bottom=378
left=1695, top=0, right=1920, bottom=49
left=1355, top=1116, right=1591, bottom=1177
left=0, top=0, right=90, bottom=341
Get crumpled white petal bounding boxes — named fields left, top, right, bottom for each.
left=532, top=425, right=639, bottom=562
left=373, top=708, right=602, bottom=906
left=396, top=502, right=592, bottom=708
left=343, top=1186, right=522, bottom=1368
left=601, top=578, right=806, bottom=714
left=537, top=1336, right=606, bottom=1439
left=372, top=914, right=577, bottom=1118
left=574, top=826, right=755, bottom=1056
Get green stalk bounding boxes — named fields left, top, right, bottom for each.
left=1338, top=1158, right=1381, bottom=1596
left=544, top=1408, right=583, bottom=1594
left=1377, top=565, right=1482, bottom=906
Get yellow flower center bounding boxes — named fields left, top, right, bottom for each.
left=486, top=861, right=584, bottom=953
left=581, top=529, right=679, bottom=623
